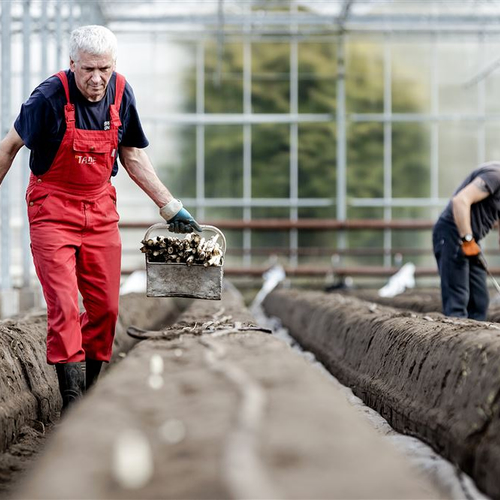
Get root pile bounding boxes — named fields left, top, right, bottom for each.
left=141, top=233, right=224, bottom=267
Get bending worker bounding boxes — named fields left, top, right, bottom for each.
left=433, top=161, right=500, bottom=320
left=0, top=25, right=201, bottom=413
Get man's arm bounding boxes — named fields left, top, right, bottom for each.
left=452, top=176, right=491, bottom=238
left=0, top=127, right=25, bottom=185
left=119, top=145, right=201, bottom=232
left=118, top=145, right=173, bottom=207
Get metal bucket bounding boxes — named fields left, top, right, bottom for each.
left=144, top=223, right=226, bottom=300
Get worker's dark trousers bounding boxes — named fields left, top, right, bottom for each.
left=433, top=219, right=489, bottom=320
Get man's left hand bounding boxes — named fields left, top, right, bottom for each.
left=462, top=239, right=481, bottom=257
left=168, top=208, right=202, bottom=233
left=160, top=199, right=202, bottom=233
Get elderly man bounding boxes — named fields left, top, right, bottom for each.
left=433, top=161, right=500, bottom=321
left=0, top=25, right=200, bottom=413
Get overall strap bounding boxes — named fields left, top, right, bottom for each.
left=55, top=71, right=75, bottom=124
left=109, top=73, right=126, bottom=128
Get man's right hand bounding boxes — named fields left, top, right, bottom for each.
left=462, top=239, right=481, bottom=257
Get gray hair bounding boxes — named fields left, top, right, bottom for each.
left=69, top=25, right=117, bottom=62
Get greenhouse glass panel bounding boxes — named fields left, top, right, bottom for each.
left=345, top=215, right=384, bottom=267
left=205, top=125, right=243, bottom=198
left=485, top=124, right=500, bottom=161
left=392, top=208, right=433, bottom=267
left=252, top=124, right=290, bottom=198
left=437, top=40, right=479, bottom=116
left=252, top=42, right=290, bottom=114
left=346, top=39, right=384, bottom=114
left=438, top=123, right=478, bottom=198
left=156, top=125, right=197, bottom=199
left=392, top=40, right=431, bottom=114
left=298, top=207, right=336, bottom=219
left=484, top=41, right=500, bottom=115
left=251, top=207, right=290, bottom=264
left=204, top=41, right=243, bottom=114
left=298, top=123, right=336, bottom=199
left=298, top=228, right=336, bottom=260
left=392, top=123, right=430, bottom=198
left=347, top=122, right=384, bottom=199
left=119, top=36, right=197, bottom=115
left=298, top=42, right=336, bottom=114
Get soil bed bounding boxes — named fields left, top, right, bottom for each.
left=0, top=293, right=181, bottom=499
left=11, top=286, right=438, bottom=500
left=263, top=288, right=500, bottom=499
left=341, top=288, right=500, bottom=322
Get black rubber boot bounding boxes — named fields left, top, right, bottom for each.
left=85, top=359, right=103, bottom=392
left=55, top=362, right=84, bottom=415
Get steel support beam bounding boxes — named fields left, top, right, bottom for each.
left=22, top=0, right=31, bottom=288
left=1, top=1, right=12, bottom=290
left=243, top=13, right=252, bottom=267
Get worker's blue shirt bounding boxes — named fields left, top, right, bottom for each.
left=438, top=161, right=500, bottom=241
left=14, top=70, right=149, bottom=176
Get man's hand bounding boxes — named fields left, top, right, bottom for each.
left=167, top=208, right=202, bottom=233
left=462, top=238, right=481, bottom=257
left=160, top=199, right=202, bottom=233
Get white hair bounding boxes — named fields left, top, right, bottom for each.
left=69, top=25, right=117, bottom=62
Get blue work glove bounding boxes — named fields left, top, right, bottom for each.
left=159, top=199, right=202, bottom=233
left=168, top=208, right=202, bottom=233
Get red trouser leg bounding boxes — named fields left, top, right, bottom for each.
left=30, top=234, right=85, bottom=364
left=77, top=200, right=121, bottom=362
left=29, top=186, right=121, bottom=364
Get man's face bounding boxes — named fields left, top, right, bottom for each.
left=70, top=51, right=115, bottom=102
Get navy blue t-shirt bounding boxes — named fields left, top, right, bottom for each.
left=14, top=70, right=149, bottom=176
left=439, top=161, right=500, bottom=241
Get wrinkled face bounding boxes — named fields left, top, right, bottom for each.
left=70, top=50, right=115, bottom=102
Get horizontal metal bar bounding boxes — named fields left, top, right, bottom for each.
left=141, top=113, right=332, bottom=125
left=123, top=246, right=433, bottom=257
left=180, top=198, right=333, bottom=208
left=105, top=25, right=500, bottom=37
left=351, top=113, right=500, bottom=123
left=121, top=265, right=442, bottom=277
left=105, top=13, right=500, bottom=28
left=120, top=218, right=435, bottom=231
left=124, top=245, right=500, bottom=257
left=350, top=198, right=448, bottom=208
left=141, top=112, right=500, bottom=127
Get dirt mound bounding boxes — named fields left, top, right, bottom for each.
left=12, top=287, right=438, bottom=500
left=341, top=287, right=500, bottom=322
left=0, top=293, right=180, bottom=498
left=263, top=288, right=500, bottom=499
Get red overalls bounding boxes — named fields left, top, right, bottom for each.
left=26, top=71, right=125, bottom=364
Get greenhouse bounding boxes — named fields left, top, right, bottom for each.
left=2, top=1, right=500, bottom=296
left=1, top=2, right=500, bottom=499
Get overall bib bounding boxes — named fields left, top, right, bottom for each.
left=26, top=71, right=125, bottom=364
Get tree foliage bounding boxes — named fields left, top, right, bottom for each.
left=161, top=36, right=430, bottom=260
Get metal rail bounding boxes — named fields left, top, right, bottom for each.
left=121, top=265, right=445, bottom=277
left=120, top=219, right=435, bottom=231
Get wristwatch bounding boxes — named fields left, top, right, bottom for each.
left=461, top=233, right=474, bottom=243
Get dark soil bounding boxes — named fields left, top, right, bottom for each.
left=12, top=287, right=438, bottom=500
left=0, top=293, right=182, bottom=499
left=263, top=288, right=500, bottom=500
left=0, top=425, right=54, bottom=499
left=341, top=287, right=500, bottom=322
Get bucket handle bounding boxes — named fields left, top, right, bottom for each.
left=143, top=223, right=226, bottom=254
